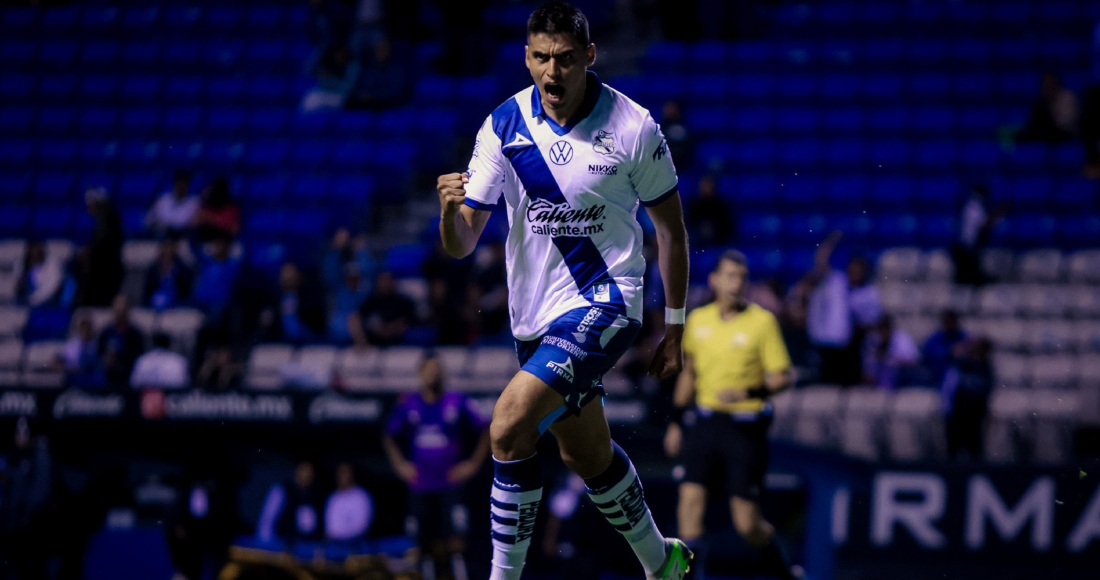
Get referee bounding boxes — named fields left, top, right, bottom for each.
left=665, top=250, right=799, bottom=579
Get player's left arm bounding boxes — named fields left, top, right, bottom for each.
left=645, top=192, right=689, bottom=379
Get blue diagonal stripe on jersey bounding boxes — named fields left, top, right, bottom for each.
left=491, top=96, right=625, bottom=310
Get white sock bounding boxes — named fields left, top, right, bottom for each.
left=584, top=441, right=668, bottom=575
left=489, top=454, right=542, bottom=580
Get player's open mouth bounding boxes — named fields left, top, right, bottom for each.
left=544, top=83, right=565, bottom=103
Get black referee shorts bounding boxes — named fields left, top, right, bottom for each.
left=680, top=411, right=771, bottom=501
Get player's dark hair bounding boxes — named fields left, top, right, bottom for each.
left=717, top=249, right=749, bottom=272
left=527, top=1, right=590, bottom=48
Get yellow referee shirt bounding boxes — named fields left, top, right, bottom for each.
left=682, top=302, right=792, bottom=414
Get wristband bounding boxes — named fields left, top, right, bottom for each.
left=746, top=386, right=770, bottom=400
left=665, top=307, right=686, bottom=325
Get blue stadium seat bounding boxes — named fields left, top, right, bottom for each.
left=951, top=39, right=992, bottom=65
left=905, top=40, right=948, bottom=64
left=243, top=140, right=288, bottom=169
left=914, top=141, right=956, bottom=170
left=163, top=107, right=204, bottom=134
left=731, top=73, right=775, bottom=100
left=81, top=6, right=120, bottom=29
left=78, top=107, right=118, bottom=134
left=288, top=112, right=336, bottom=137
left=122, top=6, right=160, bottom=29
left=119, top=140, right=161, bottom=164
left=81, top=40, right=121, bottom=66
left=776, top=108, right=820, bottom=133
left=917, top=214, right=958, bottom=247
left=283, top=209, right=328, bottom=236
left=1, top=39, right=36, bottom=65
left=24, top=308, right=71, bottom=342
left=0, top=139, right=33, bottom=169
left=164, top=6, right=204, bottom=28
left=914, top=176, right=958, bottom=210
left=779, top=176, right=822, bottom=206
left=729, top=42, right=770, bottom=67
left=1004, top=177, right=1052, bottom=210
left=202, top=140, right=245, bottom=166
left=206, top=76, right=247, bottom=101
left=829, top=213, right=874, bottom=245
left=0, top=172, right=30, bottom=201
left=120, top=207, right=146, bottom=237
left=120, top=107, right=161, bottom=135
left=869, top=176, right=914, bottom=209
left=39, top=40, right=79, bottom=67
left=31, top=206, right=74, bottom=238
left=163, top=76, right=204, bottom=103
left=336, top=111, right=377, bottom=136
left=369, top=140, right=416, bottom=169
left=731, top=108, right=773, bottom=134
left=33, top=173, right=75, bottom=202
left=385, top=243, right=429, bottom=278
left=821, top=139, right=863, bottom=169
left=686, top=75, right=732, bottom=104
left=163, top=41, right=204, bottom=69
left=78, top=140, right=117, bottom=166
left=0, top=106, right=33, bottom=135
left=0, top=206, right=30, bottom=236
left=817, top=2, right=857, bottom=25
left=740, top=247, right=785, bottom=279
left=824, top=175, right=867, bottom=209
left=992, top=2, right=1032, bottom=24
left=908, top=74, right=950, bottom=101
left=862, top=39, right=903, bottom=65
left=1054, top=179, right=1096, bottom=211
left=287, top=139, right=332, bottom=171
left=205, top=6, right=244, bottom=29
left=460, top=77, right=499, bottom=104
left=725, top=174, right=776, bottom=208
left=912, top=107, right=955, bottom=134
left=868, top=139, right=910, bottom=168
left=688, top=41, right=727, bottom=73
left=868, top=107, right=908, bottom=134
left=287, top=175, right=332, bottom=204
left=331, top=140, right=371, bottom=169
left=1060, top=215, right=1100, bottom=247
left=957, top=106, right=999, bottom=135
left=645, top=41, right=686, bottom=72
left=687, top=108, right=730, bottom=137
left=247, top=209, right=287, bottom=238
left=244, top=175, right=289, bottom=205
left=79, top=74, right=120, bottom=101
left=81, top=172, right=117, bottom=194
left=996, top=72, right=1036, bottom=99
left=35, top=74, right=77, bottom=101
left=205, top=107, right=247, bottom=135
left=778, top=139, right=821, bottom=168
left=333, top=175, right=375, bottom=204
left=40, top=7, right=78, bottom=31
left=1039, top=39, right=1083, bottom=66
left=782, top=213, right=829, bottom=244
left=35, top=138, right=77, bottom=166
left=246, top=5, right=285, bottom=29
left=116, top=173, right=160, bottom=205
left=246, top=75, right=291, bottom=102
left=957, top=141, right=1002, bottom=169
left=731, top=139, right=777, bottom=169
left=736, top=212, right=782, bottom=243
left=1004, top=144, right=1047, bottom=172
left=0, top=74, right=34, bottom=100
left=871, top=213, right=919, bottom=244
left=412, top=108, right=460, bottom=134
left=35, top=106, right=77, bottom=133
left=821, top=107, right=863, bottom=134
left=122, top=40, right=163, bottom=68
left=414, top=76, right=456, bottom=105
left=120, top=75, right=161, bottom=101
left=822, top=74, right=859, bottom=101
left=1003, top=215, right=1056, bottom=248
left=246, top=107, right=289, bottom=135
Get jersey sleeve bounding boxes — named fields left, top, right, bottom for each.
left=629, top=113, right=679, bottom=207
left=760, top=313, right=793, bottom=374
left=463, top=116, right=507, bottom=210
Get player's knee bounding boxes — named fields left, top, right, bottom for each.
left=490, top=415, right=537, bottom=461
left=558, top=441, right=611, bottom=479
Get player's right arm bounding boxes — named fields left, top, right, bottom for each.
left=438, top=116, right=507, bottom=258
left=438, top=174, right=491, bottom=258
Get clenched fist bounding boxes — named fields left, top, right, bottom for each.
left=437, top=172, right=469, bottom=218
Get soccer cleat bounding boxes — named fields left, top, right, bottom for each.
left=646, top=538, right=693, bottom=580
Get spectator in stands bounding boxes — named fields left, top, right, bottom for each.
left=324, top=462, right=373, bottom=542
left=1080, top=86, right=1100, bottom=179
left=307, top=0, right=353, bottom=53
left=1017, top=73, right=1079, bottom=143
left=145, top=169, right=200, bottom=237
left=802, top=232, right=858, bottom=385
left=193, top=177, right=241, bottom=242
left=257, top=460, right=324, bottom=544
left=349, top=271, right=417, bottom=347
left=328, top=262, right=370, bottom=344
left=322, top=228, right=376, bottom=297
left=197, top=344, right=243, bottom=391
left=685, top=175, right=734, bottom=247
left=77, top=187, right=124, bottom=307
left=144, top=238, right=194, bottom=311
left=191, top=235, right=241, bottom=325
left=130, top=333, right=189, bottom=389
left=542, top=472, right=607, bottom=578
left=347, top=37, right=411, bottom=110
left=780, top=283, right=818, bottom=383
left=846, top=257, right=881, bottom=332
left=747, top=277, right=784, bottom=317
left=431, top=0, right=490, bottom=75
left=383, top=352, right=490, bottom=576
left=16, top=241, right=64, bottom=308
left=922, top=310, right=968, bottom=386
left=942, top=337, right=994, bottom=459
left=423, top=240, right=473, bottom=345
left=952, top=185, right=1005, bottom=286
left=0, top=418, right=53, bottom=580
left=471, top=241, right=509, bottom=339
left=861, top=315, right=920, bottom=389
left=661, top=100, right=695, bottom=170
left=97, top=294, right=145, bottom=388
left=263, top=263, right=325, bottom=344
left=309, top=43, right=360, bottom=109
left=58, top=315, right=104, bottom=389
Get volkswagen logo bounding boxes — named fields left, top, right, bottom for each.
left=549, top=140, right=574, bottom=165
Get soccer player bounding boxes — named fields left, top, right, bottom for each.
left=664, top=251, right=799, bottom=579
left=434, top=2, right=692, bottom=578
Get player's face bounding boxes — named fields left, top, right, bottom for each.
left=525, top=33, right=594, bottom=115
left=710, top=259, right=748, bottom=306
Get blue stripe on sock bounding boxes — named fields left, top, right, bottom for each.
left=491, top=513, right=518, bottom=526
left=583, top=441, right=632, bottom=494
left=491, top=531, right=517, bottom=545
left=493, top=454, right=541, bottom=491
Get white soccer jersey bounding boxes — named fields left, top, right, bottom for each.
left=463, top=72, right=678, bottom=341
